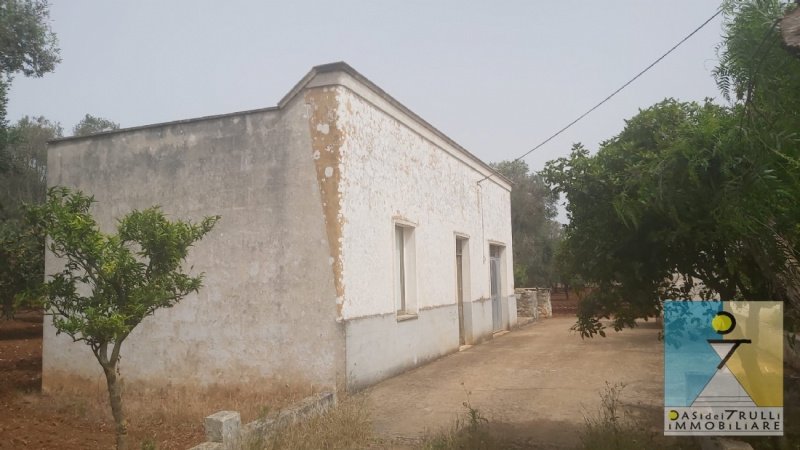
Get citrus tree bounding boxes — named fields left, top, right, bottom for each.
left=31, top=187, right=219, bottom=450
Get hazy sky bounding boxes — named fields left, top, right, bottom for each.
left=9, top=0, right=725, bottom=173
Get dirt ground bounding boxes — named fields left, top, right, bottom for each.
left=4, top=311, right=797, bottom=449
left=0, top=312, right=663, bottom=449
left=364, top=317, right=800, bottom=449
left=364, top=316, right=664, bottom=449
left=0, top=311, right=203, bottom=450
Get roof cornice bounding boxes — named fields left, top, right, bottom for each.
left=49, top=62, right=512, bottom=190
left=280, top=62, right=512, bottom=190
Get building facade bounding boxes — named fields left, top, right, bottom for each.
left=43, top=63, right=515, bottom=393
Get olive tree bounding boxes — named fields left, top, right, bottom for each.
left=0, top=0, right=60, bottom=133
left=0, top=116, right=60, bottom=317
left=72, top=114, right=119, bottom=137
left=31, top=187, right=219, bottom=450
left=490, top=159, right=561, bottom=287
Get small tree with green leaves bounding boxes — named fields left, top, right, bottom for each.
left=31, top=187, right=219, bottom=450
left=0, top=217, right=43, bottom=318
left=72, top=113, right=119, bottom=137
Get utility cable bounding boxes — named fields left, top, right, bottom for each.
left=478, top=6, right=724, bottom=184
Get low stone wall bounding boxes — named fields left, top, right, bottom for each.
left=515, top=288, right=537, bottom=318
left=515, top=288, right=552, bottom=320
left=537, top=289, right=552, bottom=318
left=190, top=391, right=336, bottom=449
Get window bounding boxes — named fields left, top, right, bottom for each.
left=395, top=225, right=406, bottom=312
left=394, top=223, right=416, bottom=317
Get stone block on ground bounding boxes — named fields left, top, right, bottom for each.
left=204, top=410, right=241, bottom=444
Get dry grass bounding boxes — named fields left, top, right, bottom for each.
left=242, top=395, right=372, bottom=450
left=420, top=397, right=506, bottom=450
left=421, top=421, right=504, bottom=449
left=579, top=382, right=697, bottom=450
left=40, top=373, right=314, bottom=423
left=29, top=373, right=319, bottom=449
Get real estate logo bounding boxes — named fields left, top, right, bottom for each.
left=664, top=301, right=783, bottom=436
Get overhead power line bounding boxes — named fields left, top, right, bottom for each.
left=479, top=6, right=724, bottom=184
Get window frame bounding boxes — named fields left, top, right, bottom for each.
left=393, top=219, right=418, bottom=320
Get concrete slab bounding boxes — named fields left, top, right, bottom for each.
left=363, top=316, right=663, bottom=448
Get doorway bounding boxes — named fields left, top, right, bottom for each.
left=456, top=238, right=468, bottom=345
left=490, top=245, right=503, bottom=332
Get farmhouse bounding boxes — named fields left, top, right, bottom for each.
left=43, top=62, right=515, bottom=393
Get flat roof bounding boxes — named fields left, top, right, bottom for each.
left=50, top=62, right=511, bottom=187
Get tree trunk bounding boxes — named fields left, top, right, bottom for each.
left=2, top=296, right=12, bottom=320
left=102, top=364, right=128, bottom=450
left=781, top=6, right=800, bottom=57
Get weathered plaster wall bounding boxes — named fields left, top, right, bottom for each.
left=336, top=85, right=513, bottom=318
left=43, top=64, right=516, bottom=395
left=43, top=97, right=345, bottom=391
left=330, top=83, right=515, bottom=389
left=304, top=87, right=346, bottom=317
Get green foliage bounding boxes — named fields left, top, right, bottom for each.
left=30, top=186, right=218, bottom=449
left=0, top=0, right=60, bottom=139
left=513, top=263, right=529, bottom=287
left=0, top=1, right=62, bottom=318
left=0, top=0, right=60, bottom=79
left=715, top=0, right=799, bottom=105
left=31, top=187, right=219, bottom=352
left=714, top=0, right=800, bottom=223
left=0, top=0, right=61, bottom=184
left=544, top=100, right=754, bottom=337
left=0, top=217, right=43, bottom=318
left=0, top=115, right=61, bottom=219
left=491, top=160, right=561, bottom=288
left=462, top=398, right=489, bottom=434
left=72, top=114, right=120, bottom=137
left=544, top=0, right=800, bottom=337
left=0, top=116, right=60, bottom=317
left=0, top=77, right=8, bottom=155
left=714, top=1, right=800, bottom=319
